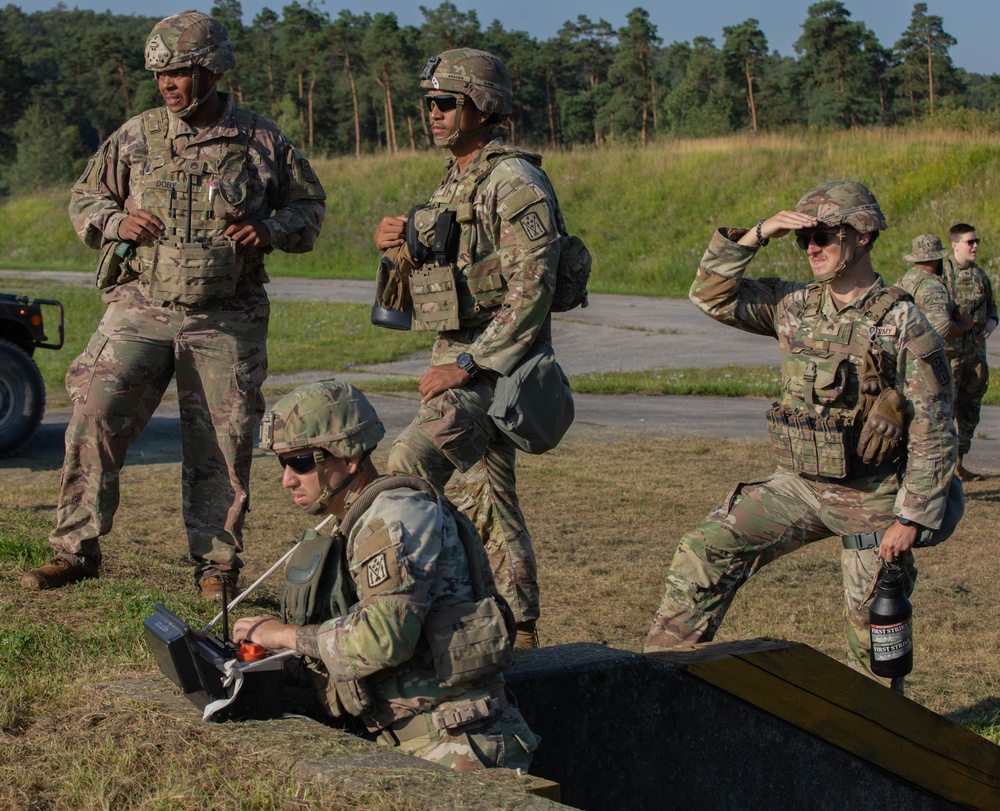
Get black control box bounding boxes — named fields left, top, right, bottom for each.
left=143, top=603, right=283, bottom=722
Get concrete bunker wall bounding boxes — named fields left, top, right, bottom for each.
left=505, top=641, right=999, bottom=811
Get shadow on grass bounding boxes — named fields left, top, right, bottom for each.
left=946, top=696, right=1000, bottom=739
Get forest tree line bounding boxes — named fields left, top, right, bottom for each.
left=2, top=0, right=999, bottom=198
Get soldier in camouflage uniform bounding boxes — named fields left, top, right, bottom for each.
left=943, top=223, right=997, bottom=481
left=232, top=381, right=539, bottom=771
left=644, top=181, right=960, bottom=691
left=21, top=11, right=326, bottom=598
left=895, top=234, right=972, bottom=344
left=373, top=49, right=568, bottom=648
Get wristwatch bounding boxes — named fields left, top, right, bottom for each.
left=456, top=352, right=480, bottom=380
left=896, top=516, right=921, bottom=529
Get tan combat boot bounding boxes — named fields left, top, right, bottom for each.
left=956, top=457, right=984, bottom=482
left=21, top=557, right=99, bottom=590
left=197, top=572, right=240, bottom=602
left=514, top=620, right=539, bottom=650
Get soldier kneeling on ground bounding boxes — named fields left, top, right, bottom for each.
left=232, top=380, right=539, bottom=771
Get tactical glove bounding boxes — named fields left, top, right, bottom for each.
left=856, top=388, right=906, bottom=465
left=859, top=350, right=888, bottom=395
left=374, top=243, right=417, bottom=312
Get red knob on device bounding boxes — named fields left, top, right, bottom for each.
left=236, top=643, right=268, bottom=662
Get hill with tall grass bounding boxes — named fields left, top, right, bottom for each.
left=4, top=122, right=1000, bottom=297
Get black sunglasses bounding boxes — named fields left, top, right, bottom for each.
left=424, top=94, right=459, bottom=113
left=956, top=238, right=981, bottom=246
left=795, top=229, right=841, bottom=250
left=279, top=450, right=325, bottom=474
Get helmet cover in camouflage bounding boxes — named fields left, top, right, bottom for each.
left=794, top=180, right=888, bottom=233
left=419, top=48, right=513, bottom=116
left=145, top=10, right=236, bottom=74
left=260, top=380, right=385, bottom=459
left=904, top=233, right=949, bottom=263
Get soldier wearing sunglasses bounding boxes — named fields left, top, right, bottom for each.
left=372, top=49, right=572, bottom=649
left=645, top=180, right=960, bottom=694
left=233, top=380, right=538, bottom=771
left=942, top=223, right=997, bottom=481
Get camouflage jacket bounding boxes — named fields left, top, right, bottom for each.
left=942, top=256, right=997, bottom=357
left=315, top=485, right=492, bottom=729
left=69, top=94, right=326, bottom=261
left=421, top=138, right=561, bottom=376
left=691, top=228, right=956, bottom=529
left=895, top=267, right=955, bottom=341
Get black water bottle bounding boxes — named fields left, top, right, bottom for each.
left=869, top=562, right=913, bottom=678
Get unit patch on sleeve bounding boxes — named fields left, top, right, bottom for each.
left=366, top=553, right=389, bottom=589
left=520, top=211, right=548, bottom=241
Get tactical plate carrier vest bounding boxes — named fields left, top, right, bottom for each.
left=128, top=106, right=263, bottom=306
left=282, top=475, right=514, bottom=725
left=407, top=142, right=588, bottom=332
left=765, top=286, right=906, bottom=479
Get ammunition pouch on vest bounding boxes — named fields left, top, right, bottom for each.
left=129, top=106, right=261, bottom=306
left=410, top=263, right=462, bottom=331
left=765, top=405, right=851, bottom=478
left=768, top=286, right=907, bottom=479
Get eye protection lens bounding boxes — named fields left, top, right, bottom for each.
left=279, top=452, right=320, bottom=474
left=960, top=238, right=981, bottom=246
left=424, top=94, right=459, bottom=113
left=795, top=229, right=840, bottom=250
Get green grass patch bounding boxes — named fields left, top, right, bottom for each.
left=7, top=128, right=1000, bottom=297
left=268, top=300, right=430, bottom=374
left=572, top=365, right=782, bottom=397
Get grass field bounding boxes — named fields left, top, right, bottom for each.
left=2, top=417, right=1000, bottom=809
left=4, top=124, right=1000, bottom=296
left=3, top=124, right=1000, bottom=807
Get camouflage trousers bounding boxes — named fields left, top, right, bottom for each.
left=386, top=705, right=539, bottom=772
left=949, top=348, right=989, bottom=456
left=387, top=379, right=539, bottom=623
left=49, top=281, right=268, bottom=580
left=644, top=469, right=917, bottom=687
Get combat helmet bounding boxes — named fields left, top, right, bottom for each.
left=145, top=10, right=235, bottom=118
left=419, top=48, right=512, bottom=147
left=794, top=180, right=887, bottom=282
left=260, top=380, right=385, bottom=514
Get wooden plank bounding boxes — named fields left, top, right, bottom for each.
left=657, top=643, right=1000, bottom=809
left=738, top=645, right=1000, bottom=778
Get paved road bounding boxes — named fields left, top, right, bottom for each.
left=4, top=269, right=998, bottom=472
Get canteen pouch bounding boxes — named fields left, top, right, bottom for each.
left=488, top=340, right=574, bottom=454
left=96, top=240, right=137, bottom=289
left=423, top=597, right=513, bottom=687
left=765, top=404, right=849, bottom=478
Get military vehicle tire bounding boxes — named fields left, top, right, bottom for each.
left=0, top=338, right=46, bottom=457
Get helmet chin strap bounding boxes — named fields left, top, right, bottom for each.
left=815, top=226, right=872, bottom=285
left=168, top=67, right=218, bottom=120
left=303, top=450, right=360, bottom=516
left=432, top=94, right=495, bottom=148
